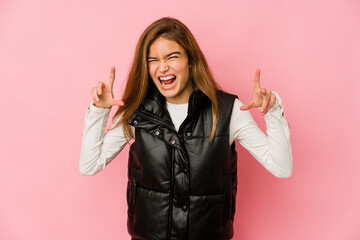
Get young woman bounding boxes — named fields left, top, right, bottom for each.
left=80, top=17, right=292, bottom=240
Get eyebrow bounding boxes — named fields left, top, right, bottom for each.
left=166, top=51, right=181, bottom=57
left=147, top=51, right=181, bottom=60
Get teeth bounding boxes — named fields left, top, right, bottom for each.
left=159, top=75, right=175, bottom=81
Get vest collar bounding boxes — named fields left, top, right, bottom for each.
left=140, top=83, right=208, bottom=121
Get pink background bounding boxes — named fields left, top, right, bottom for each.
left=1, top=0, right=359, bottom=239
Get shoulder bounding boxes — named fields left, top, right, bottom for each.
left=217, top=89, right=238, bottom=100
left=216, top=90, right=238, bottom=106
left=213, top=90, right=238, bottom=122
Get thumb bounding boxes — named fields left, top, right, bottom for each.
left=240, top=102, right=253, bottom=111
left=113, top=99, right=124, bottom=106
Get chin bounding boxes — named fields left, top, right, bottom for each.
left=159, top=90, right=178, bottom=99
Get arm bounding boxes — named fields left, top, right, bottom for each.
left=230, top=92, right=293, bottom=178
left=79, top=101, right=132, bottom=176
left=80, top=66, right=129, bottom=176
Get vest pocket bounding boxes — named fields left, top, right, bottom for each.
left=127, top=168, right=140, bottom=217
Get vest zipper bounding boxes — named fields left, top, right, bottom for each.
left=167, top=147, right=175, bottom=240
left=136, top=110, right=175, bottom=131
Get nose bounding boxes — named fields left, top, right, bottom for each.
left=159, top=60, right=169, bottom=73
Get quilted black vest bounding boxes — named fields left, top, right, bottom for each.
left=127, top=85, right=238, bottom=240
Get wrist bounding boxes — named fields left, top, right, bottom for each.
left=93, top=102, right=111, bottom=109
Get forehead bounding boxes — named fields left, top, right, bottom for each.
left=148, top=37, right=185, bottom=56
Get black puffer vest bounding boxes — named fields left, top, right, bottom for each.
left=127, top=86, right=238, bottom=240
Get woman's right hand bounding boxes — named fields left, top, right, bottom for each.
left=90, top=66, right=124, bottom=109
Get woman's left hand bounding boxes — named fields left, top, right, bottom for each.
left=240, top=68, right=276, bottom=115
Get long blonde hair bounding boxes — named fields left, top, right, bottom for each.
left=112, top=17, right=220, bottom=142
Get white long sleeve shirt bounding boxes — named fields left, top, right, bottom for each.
left=79, top=92, right=293, bottom=178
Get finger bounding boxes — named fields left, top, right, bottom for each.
left=260, top=92, right=270, bottom=114
left=260, top=88, right=266, bottom=95
left=91, top=87, right=100, bottom=102
left=108, top=66, right=116, bottom=89
left=253, top=68, right=261, bottom=90
left=264, top=93, right=276, bottom=114
left=97, top=82, right=104, bottom=95
left=113, top=99, right=125, bottom=106
left=240, top=102, right=253, bottom=111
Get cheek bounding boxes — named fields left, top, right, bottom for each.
left=179, top=64, right=190, bottom=78
left=148, top=65, right=156, bottom=79
left=173, top=62, right=189, bottom=75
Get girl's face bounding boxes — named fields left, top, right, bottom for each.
left=148, top=37, right=193, bottom=104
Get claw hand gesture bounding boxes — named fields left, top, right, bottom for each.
left=240, top=68, right=276, bottom=115
left=90, top=66, right=124, bottom=109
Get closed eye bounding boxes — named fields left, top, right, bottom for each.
left=166, top=51, right=181, bottom=59
left=147, top=58, right=158, bottom=63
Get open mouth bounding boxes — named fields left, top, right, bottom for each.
left=158, top=75, right=176, bottom=86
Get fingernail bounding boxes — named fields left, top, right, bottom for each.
left=260, top=108, right=263, bottom=112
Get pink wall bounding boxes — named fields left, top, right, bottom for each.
left=1, top=0, right=359, bottom=239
